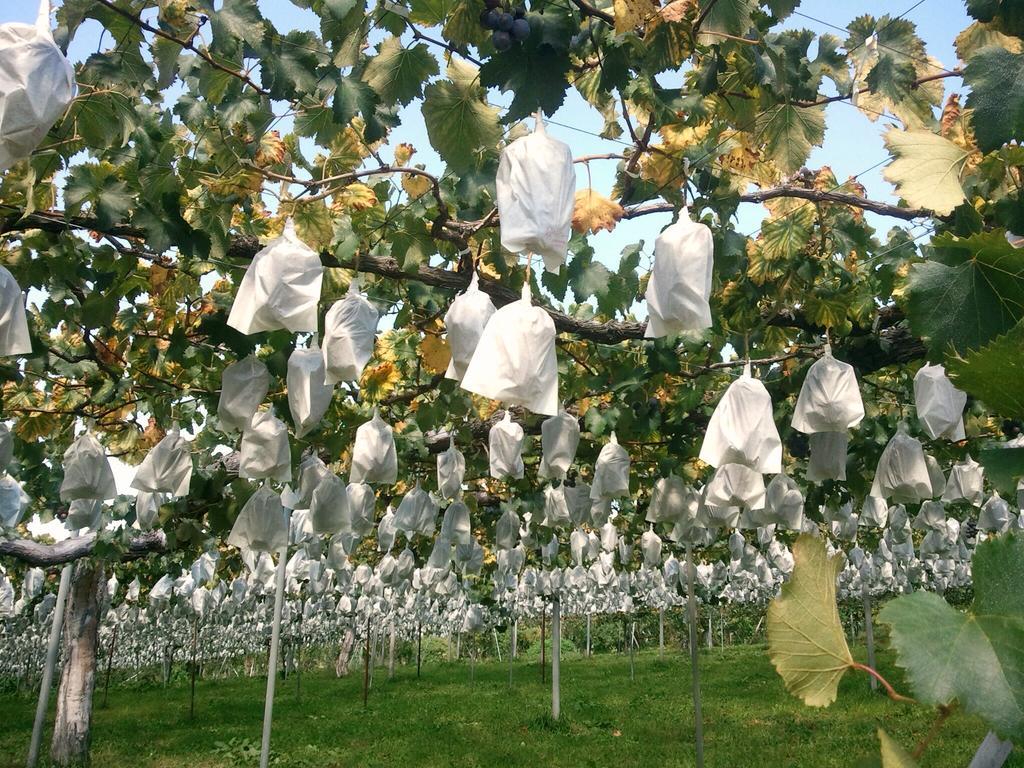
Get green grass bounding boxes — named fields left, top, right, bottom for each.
left=0, top=644, right=1017, bottom=768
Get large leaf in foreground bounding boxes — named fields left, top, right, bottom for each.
left=878, top=729, right=918, bottom=768
left=421, top=61, right=502, bottom=174
left=767, top=534, right=854, bottom=707
left=882, top=129, right=970, bottom=215
left=964, top=46, right=1024, bottom=153
left=905, top=229, right=1024, bottom=357
left=879, top=534, right=1024, bottom=741
left=947, top=319, right=1024, bottom=417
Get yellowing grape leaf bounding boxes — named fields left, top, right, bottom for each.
left=333, top=182, right=378, bottom=212
left=572, top=189, right=624, bottom=234
left=402, top=172, right=433, bottom=199
left=767, top=534, right=854, bottom=707
left=882, top=129, right=971, bottom=215
left=614, top=0, right=659, bottom=34
left=420, top=334, right=451, bottom=375
left=878, top=729, right=919, bottom=768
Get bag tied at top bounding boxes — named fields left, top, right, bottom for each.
left=60, top=430, right=116, bottom=502
left=322, top=279, right=379, bottom=384
left=914, top=364, right=966, bottom=441
left=0, top=0, right=76, bottom=171
left=131, top=425, right=192, bottom=497
left=488, top=411, right=524, bottom=480
left=444, top=272, right=496, bottom=383
left=287, top=340, right=333, bottom=439
left=218, top=356, right=270, bottom=432
left=791, top=346, right=864, bottom=433
left=349, top=408, right=397, bottom=485
left=644, top=212, right=714, bottom=338
left=699, top=363, right=782, bottom=474
left=537, top=408, right=579, bottom=480
left=436, top=436, right=465, bottom=500
left=227, top=483, right=287, bottom=554
left=227, top=219, right=323, bottom=334
left=239, top=409, right=291, bottom=483
left=0, top=267, right=31, bottom=357
left=461, top=283, right=559, bottom=416
left=495, top=118, right=576, bottom=274
left=590, top=432, right=630, bottom=500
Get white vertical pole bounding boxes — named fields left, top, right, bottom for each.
left=686, top=543, right=704, bottom=768
left=586, top=613, right=591, bottom=657
left=861, top=580, right=878, bottom=692
left=260, top=526, right=289, bottom=768
left=659, top=607, right=665, bottom=660
left=27, top=564, right=72, bottom=768
left=551, top=594, right=561, bottom=721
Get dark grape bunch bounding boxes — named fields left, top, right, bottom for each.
left=480, top=1, right=530, bottom=51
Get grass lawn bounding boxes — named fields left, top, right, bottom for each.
left=0, top=643, right=1017, bottom=768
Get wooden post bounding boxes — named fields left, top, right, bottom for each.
left=101, top=622, right=118, bottom=709
left=686, top=543, right=705, bottom=768
left=27, top=564, right=72, bottom=768
left=50, top=562, right=105, bottom=768
left=259, top=532, right=288, bottom=768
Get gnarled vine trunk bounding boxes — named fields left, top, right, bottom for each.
left=51, top=561, right=104, bottom=767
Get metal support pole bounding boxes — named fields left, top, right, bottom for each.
left=259, top=532, right=289, bottom=768
left=102, top=622, right=118, bottom=708
left=686, top=544, right=705, bottom=768
left=27, top=564, right=72, bottom=768
left=416, top=623, right=422, bottom=679
left=659, top=607, right=665, bottom=660
left=862, top=581, right=878, bottom=692
left=551, top=595, right=561, bottom=721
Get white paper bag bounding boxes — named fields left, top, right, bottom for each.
left=0, top=423, right=11, bottom=470
left=495, top=506, right=520, bottom=550
left=444, top=271, right=496, bottom=382
left=912, top=500, right=946, bottom=532
left=495, top=118, right=575, bottom=273
left=349, top=409, right=397, bottom=485
left=135, top=491, right=165, bottom=532
left=761, top=474, right=804, bottom=530
left=0, top=474, right=28, bottom=527
left=239, top=410, right=291, bottom=483
left=978, top=492, right=1011, bottom=533
left=461, top=283, right=559, bottom=416
left=860, top=496, right=889, bottom=527
left=394, top=481, right=437, bottom=536
left=60, top=431, right=116, bottom=501
left=488, top=411, right=524, bottom=480
left=227, top=219, right=323, bottom=335
left=870, top=426, right=931, bottom=504
left=941, top=455, right=984, bottom=506
left=645, top=474, right=694, bottom=524
left=641, top=528, right=663, bottom=568
left=131, top=426, right=192, bottom=497
left=0, top=267, right=31, bottom=357
left=218, top=356, right=270, bottom=432
left=377, top=506, right=397, bottom=551
left=537, top=408, right=579, bottom=480
left=287, top=341, right=333, bottom=438
left=806, top=431, right=848, bottom=482
left=309, top=471, right=349, bottom=535
left=227, top=483, right=287, bottom=554
left=66, top=498, right=102, bottom=532
left=295, top=454, right=331, bottom=509
left=699, top=364, right=782, bottom=474
left=440, top=500, right=472, bottom=545
left=644, top=212, right=714, bottom=338
left=914, top=364, right=966, bottom=441
left=345, top=482, right=375, bottom=536
left=322, top=279, right=379, bottom=384
left=705, top=463, right=765, bottom=514
left=0, top=0, right=76, bottom=171
left=436, top=437, right=465, bottom=500
left=541, top=485, right=572, bottom=527
left=791, top=347, right=864, bottom=433
left=590, top=432, right=630, bottom=500
left=563, top=482, right=591, bottom=526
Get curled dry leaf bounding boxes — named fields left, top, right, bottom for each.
left=572, top=188, right=625, bottom=235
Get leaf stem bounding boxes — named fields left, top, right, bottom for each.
left=851, top=663, right=915, bottom=704
left=912, top=704, right=957, bottom=760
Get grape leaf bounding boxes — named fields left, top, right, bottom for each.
left=422, top=61, right=502, bottom=174
left=755, top=104, right=826, bottom=174
left=978, top=446, right=1024, bottom=495
left=964, top=46, right=1024, bottom=154
left=878, top=729, right=918, bottom=768
left=879, top=533, right=1024, bottom=742
left=479, top=12, right=573, bottom=122
left=572, top=189, right=624, bottom=234
left=362, top=38, right=439, bottom=107
left=882, top=129, right=970, bottom=215
left=905, top=229, right=1024, bottom=357
left=767, top=534, right=854, bottom=707
left=696, top=0, right=757, bottom=45
left=946, top=319, right=1024, bottom=417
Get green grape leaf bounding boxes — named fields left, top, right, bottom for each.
left=362, top=38, right=439, bottom=107
left=978, top=446, right=1024, bottom=495
left=946, top=319, right=1024, bottom=417
left=964, top=46, right=1024, bottom=154
left=879, top=534, right=1024, bottom=742
left=882, top=129, right=970, bottom=215
left=65, top=162, right=135, bottom=231
left=755, top=104, right=826, bottom=174
left=696, top=0, right=757, bottom=45
left=955, top=21, right=1022, bottom=61
left=421, top=61, right=502, bottom=174
left=767, top=534, right=854, bottom=707
left=479, top=12, right=573, bottom=122
left=905, top=229, right=1024, bottom=357
left=878, top=729, right=918, bottom=768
